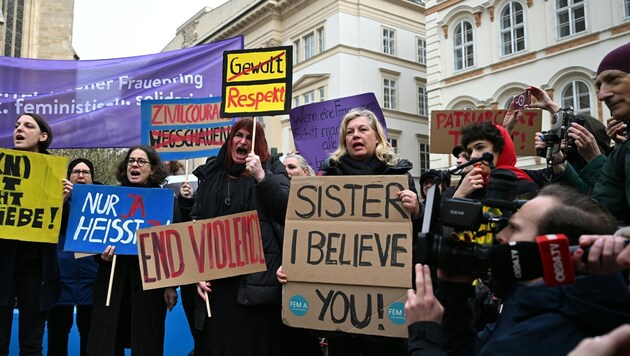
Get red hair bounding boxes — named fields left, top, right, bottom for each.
left=226, top=118, right=271, bottom=170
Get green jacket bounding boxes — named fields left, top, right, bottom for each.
left=555, top=154, right=607, bottom=194
left=592, top=140, right=630, bottom=224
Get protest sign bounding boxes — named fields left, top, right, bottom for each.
left=430, top=109, right=542, bottom=155
left=290, top=93, right=387, bottom=172
left=0, top=36, right=243, bottom=149
left=141, top=97, right=234, bottom=160
left=221, top=46, right=292, bottom=117
left=281, top=175, right=412, bottom=338
left=0, top=148, right=66, bottom=243
left=64, top=185, right=174, bottom=255
left=137, top=210, right=266, bottom=290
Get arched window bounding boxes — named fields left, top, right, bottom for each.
left=500, top=2, right=525, bottom=56
left=453, top=20, right=474, bottom=71
left=560, top=80, right=591, bottom=115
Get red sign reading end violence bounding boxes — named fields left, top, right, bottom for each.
left=137, top=210, right=266, bottom=290
left=430, top=109, right=542, bottom=156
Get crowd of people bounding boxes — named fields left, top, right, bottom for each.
left=1, top=43, right=630, bottom=356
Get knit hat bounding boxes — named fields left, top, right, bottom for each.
left=597, top=42, right=630, bottom=75
left=67, top=158, right=95, bottom=179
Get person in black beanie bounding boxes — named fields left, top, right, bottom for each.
left=46, top=158, right=100, bottom=356
left=591, top=41, right=630, bottom=225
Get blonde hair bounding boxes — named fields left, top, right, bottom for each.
left=329, top=108, right=399, bottom=166
left=284, top=153, right=315, bottom=176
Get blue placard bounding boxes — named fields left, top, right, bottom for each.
left=140, top=97, right=234, bottom=160
left=64, top=185, right=174, bottom=255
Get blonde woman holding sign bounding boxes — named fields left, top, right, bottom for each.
left=86, top=146, right=180, bottom=356
left=0, top=113, right=61, bottom=355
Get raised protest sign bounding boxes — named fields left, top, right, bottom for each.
left=221, top=46, right=292, bottom=117
left=281, top=175, right=412, bottom=338
left=141, top=97, right=234, bottom=160
left=290, top=93, right=387, bottom=172
left=0, top=36, right=243, bottom=149
left=137, top=210, right=266, bottom=290
left=0, top=148, right=66, bottom=243
left=430, top=109, right=542, bottom=156
left=64, top=185, right=174, bottom=255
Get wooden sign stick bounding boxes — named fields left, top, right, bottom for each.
left=106, top=254, right=117, bottom=307
left=251, top=117, right=257, bottom=153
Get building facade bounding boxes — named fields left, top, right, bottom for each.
left=425, top=0, right=630, bottom=171
left=164, top=0, right=428, bottom=179
left=0, top=0, right=75, bottom=59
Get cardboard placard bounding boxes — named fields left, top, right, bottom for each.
left=0, top=148, right=66, bottom=243
left=137, top=210, right=266, bottom=290
left=430, top=109, right=542, bottom=155
left=282, top=175, right=412, bottom=337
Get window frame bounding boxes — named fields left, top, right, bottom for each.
left=382, top=27, right=396, bottom=56
left=418, top=142, right=430, bottom=174
left=453, top=20, right=475, bottom=71
left=560, top=79, right=592, bottom=116
left=555, top=0, right=586, bottom=39
left=500, top=1, right=526, bottom=56
left=383, top=77, right=398, bottom=110
left=417, top=37, right=426, bottom=64
left=418, top=85, right=428, bottom=116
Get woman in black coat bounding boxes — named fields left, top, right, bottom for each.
left=193, top=118, right=290, bottom=356
left=86, top=145, right=179, bottom=356
left=0, top=113, right=61, bottom=355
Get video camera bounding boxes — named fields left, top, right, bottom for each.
left=538, top=107, right=585, bottom=164
left=417, top=169, right=526, bottom=275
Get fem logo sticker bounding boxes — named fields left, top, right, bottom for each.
left=387, top=302, right=406, bottom=325
left=289, top=295, right=309, bottom=316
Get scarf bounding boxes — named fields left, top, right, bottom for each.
left=337, top=155, right=388, bottom=175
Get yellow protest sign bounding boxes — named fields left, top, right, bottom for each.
left=221, top=46, right=293, bottom=117
left=0, top=148, right=67, bottom=243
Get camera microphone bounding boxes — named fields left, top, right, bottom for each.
left=448, top=151, right=494, bottom=174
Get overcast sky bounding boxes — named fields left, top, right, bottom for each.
left=73, top=0, right=229, bottom=60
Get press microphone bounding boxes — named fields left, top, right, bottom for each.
left=488, top=234, right=575, bottom=286
left=448, top=151, right=494, bottom=174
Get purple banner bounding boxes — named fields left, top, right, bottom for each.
left=0, top=36, right=243, bottom=148
left=290, top=92, right=387, bottom=172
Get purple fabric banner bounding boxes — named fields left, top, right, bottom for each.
left=0, top=36, right=243, bottom=148
left=290, top=92, right=387, bottom=172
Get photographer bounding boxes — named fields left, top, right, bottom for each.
left=406, top=184, right=630, bottom=356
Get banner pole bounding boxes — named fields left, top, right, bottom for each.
left=251, top=117, right=257, bottom=153
left=106, top=254, right=117, bottom=307
left=204, top=290, right=212, bottom=317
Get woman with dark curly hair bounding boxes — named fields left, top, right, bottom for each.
left=87, top=145, right=180, bottom=356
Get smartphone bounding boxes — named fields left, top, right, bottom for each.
left=512, top=90, right=531, bottom=110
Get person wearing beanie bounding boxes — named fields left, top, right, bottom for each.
left=0, top=114, right=61, bottom=355
left=590, top=42, right=630, bottom=225
left=47, top=158, right=100, bottom=356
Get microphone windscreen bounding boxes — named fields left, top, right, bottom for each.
left=488, top=242, right=543, bottom=282
left=482, top=151, right=494, bottom=162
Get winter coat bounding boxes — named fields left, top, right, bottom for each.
left=592, top=140, right=630, bottom=224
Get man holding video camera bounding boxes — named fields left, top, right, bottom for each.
left=406, top=184, right=630, bottom=356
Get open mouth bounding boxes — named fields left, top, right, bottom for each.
left=130, top=171, right=141, bottom=177
left=236, top=147, right=248, bottom=155
left=14, top=134, right=25, bottom=141
left=352, top=142, right=365, bottom=150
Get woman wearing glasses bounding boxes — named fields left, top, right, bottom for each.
left=87, top=146, right=180, bottom=356
left=47, top=158, right=100, bottom=356
left=0, top=113, right=61, bottom=355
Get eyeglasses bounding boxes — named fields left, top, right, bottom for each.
left=71, top=169, right=91, bottom=176
left=127, top=158, right=150, bottom=167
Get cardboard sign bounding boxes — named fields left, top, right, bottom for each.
left=0, top=149, right=66, bottom=243
left=290, top=93, right=387, bottom=173
left=141, top=97, right=234, bottom=160
left=137, top=210, right=266, bottom=290
left=64, top=185, right=174, bottom=255
left=430, top=109, right=542, bottom=156
left=282, top=175, right=412, bottom=338
left=221, top=46, right=293, bottom=117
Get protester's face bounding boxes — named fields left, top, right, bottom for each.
left=13, top=115, right=47, bottom=152
left=284, top=157, right=306, bottom=178
left=345, top=116, right=378, bottom=162
left=496, top=196, right=555, bottom=244
left=466, top=139, right=498, bottom=175
left=126, top=149, right=152, bottom=185
left=422, top=179, right=434, bottom=198
left=457, top=151, right=473, bottom=174
left=596, top=69, right=630, bottom=121
left=70, top=162, right=93, bottom=184
left=231, top=128, right=252, bottom=165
